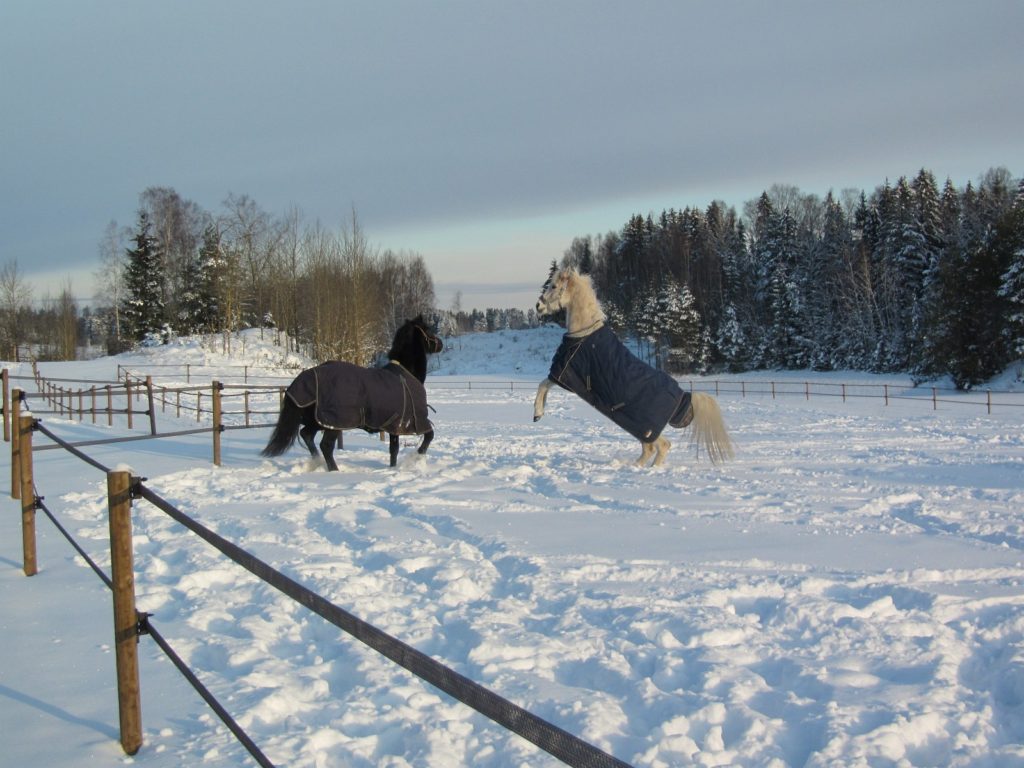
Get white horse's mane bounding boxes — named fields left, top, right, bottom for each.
left=560, top=268, right=606, bottom=332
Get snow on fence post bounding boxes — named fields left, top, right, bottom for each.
left=18, top=412, right=36, bottom=577
left=10, top=388, right=21, bottom=500
left=212, top=381, right=223, bottom=466
left=2, top=368, right=9, bottom=442
left=145, top=376, right=157, bottom=436
left=107, top=467, right=143, bottom=756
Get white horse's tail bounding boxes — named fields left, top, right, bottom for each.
left=689, top=392, right=734, bottom=463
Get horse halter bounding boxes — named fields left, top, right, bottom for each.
left=416, top=324, right=443, bottom=354
left=537, top=276, right=568, bottom=314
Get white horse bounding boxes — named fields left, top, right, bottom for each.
left=533, top=267, right=734, bottom=467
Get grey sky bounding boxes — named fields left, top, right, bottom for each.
left=2, top=0, right=1022, bottom=311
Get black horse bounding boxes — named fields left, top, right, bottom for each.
left=262, top=316, right=443, bottom=470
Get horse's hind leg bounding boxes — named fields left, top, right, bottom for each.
left=300, top=425, right=318, bottom=458
left=417, top=429, right=434, bottom=456
left=635, top=436, right=670, bottom=467
left=389, top=434, right=400, bottom=467
left=636, top=441, right=656, bottom=467
left=320, top=429, right=341, bottom=471
left=653, top=436, right=671, bottom=467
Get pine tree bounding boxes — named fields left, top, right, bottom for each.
left=121, top=211, right=166, bottom=343
left=998, top=181, right=1024, bottom=360
left=195, top=224, right=227, bottom=333
left=656, top=277, right=703, bottom=372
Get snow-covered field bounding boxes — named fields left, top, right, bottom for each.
left=2, top=328, right=1024, bottom=767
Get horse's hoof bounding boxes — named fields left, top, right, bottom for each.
left=533, top=415, right=542, bottom=422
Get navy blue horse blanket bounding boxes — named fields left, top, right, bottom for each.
left=286, top=361, right=431, bottom=435
left=549, top=325, right=691, bottom=443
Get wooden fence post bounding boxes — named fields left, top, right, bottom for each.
left=125, top=378, right=134, bottom=430
left=2, top=368, right=9, bottom=442
left=212, top=381, right=223, bottom=466
left=19, top=413, right=37, bottom=577
left=145, top=376, right=157, bottom=436
left=10, top=389, right=21, bottom=500
left=107, top=468, right=143, bottom=756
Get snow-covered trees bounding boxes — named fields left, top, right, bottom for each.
left=999, top=181, right=1024, bottom=360
left=121, top=210, right=166, bottom=343
left=581, top=167, right=1021, bottom=386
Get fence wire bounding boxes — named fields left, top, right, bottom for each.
left=19, top=414, right=634, bottom=767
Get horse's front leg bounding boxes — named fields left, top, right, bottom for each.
left=389, top=433, right=400, bottom=467
left=320, top=429, right=341, bottom=471
left=533, top=378, right=554, bottom=422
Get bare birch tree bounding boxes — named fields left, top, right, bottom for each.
left=0, top=259, right=33, bottom=360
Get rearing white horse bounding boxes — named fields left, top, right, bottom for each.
left=533, top=267, right=734, bottom=467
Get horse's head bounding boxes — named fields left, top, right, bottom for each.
left=536, top=267, right=576, bottom=316
left=410, top=315, right=443, bottom=354
left=389, top=315, right=442, bottom=382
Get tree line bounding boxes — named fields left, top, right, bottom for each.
left=4, top=169, right=1022, bottom=390
left=97, top=188, right=437, bottom=366
left=558, top=167, right=1024, bottom=389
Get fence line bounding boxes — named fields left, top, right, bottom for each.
left=6, top=367, right=1023, bottom=462
left=9, top=403, right=634, bottom=767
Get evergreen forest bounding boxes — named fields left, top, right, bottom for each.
left=561, top=168, right=1024, bottom=389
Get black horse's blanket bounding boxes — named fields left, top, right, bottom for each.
left=549, top=324, right=691, bottom=443
left=287, top=361, right=431, bottom=435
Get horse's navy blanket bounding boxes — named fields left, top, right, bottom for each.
left=287, top=361, right=431, bottom=435
left=549, top=324, right=691, bottom=443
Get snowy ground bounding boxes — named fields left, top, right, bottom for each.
left=2, top=328, right=1024, bottom=767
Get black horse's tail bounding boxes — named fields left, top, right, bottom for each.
left=261, top=397, right=304, bottom=457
